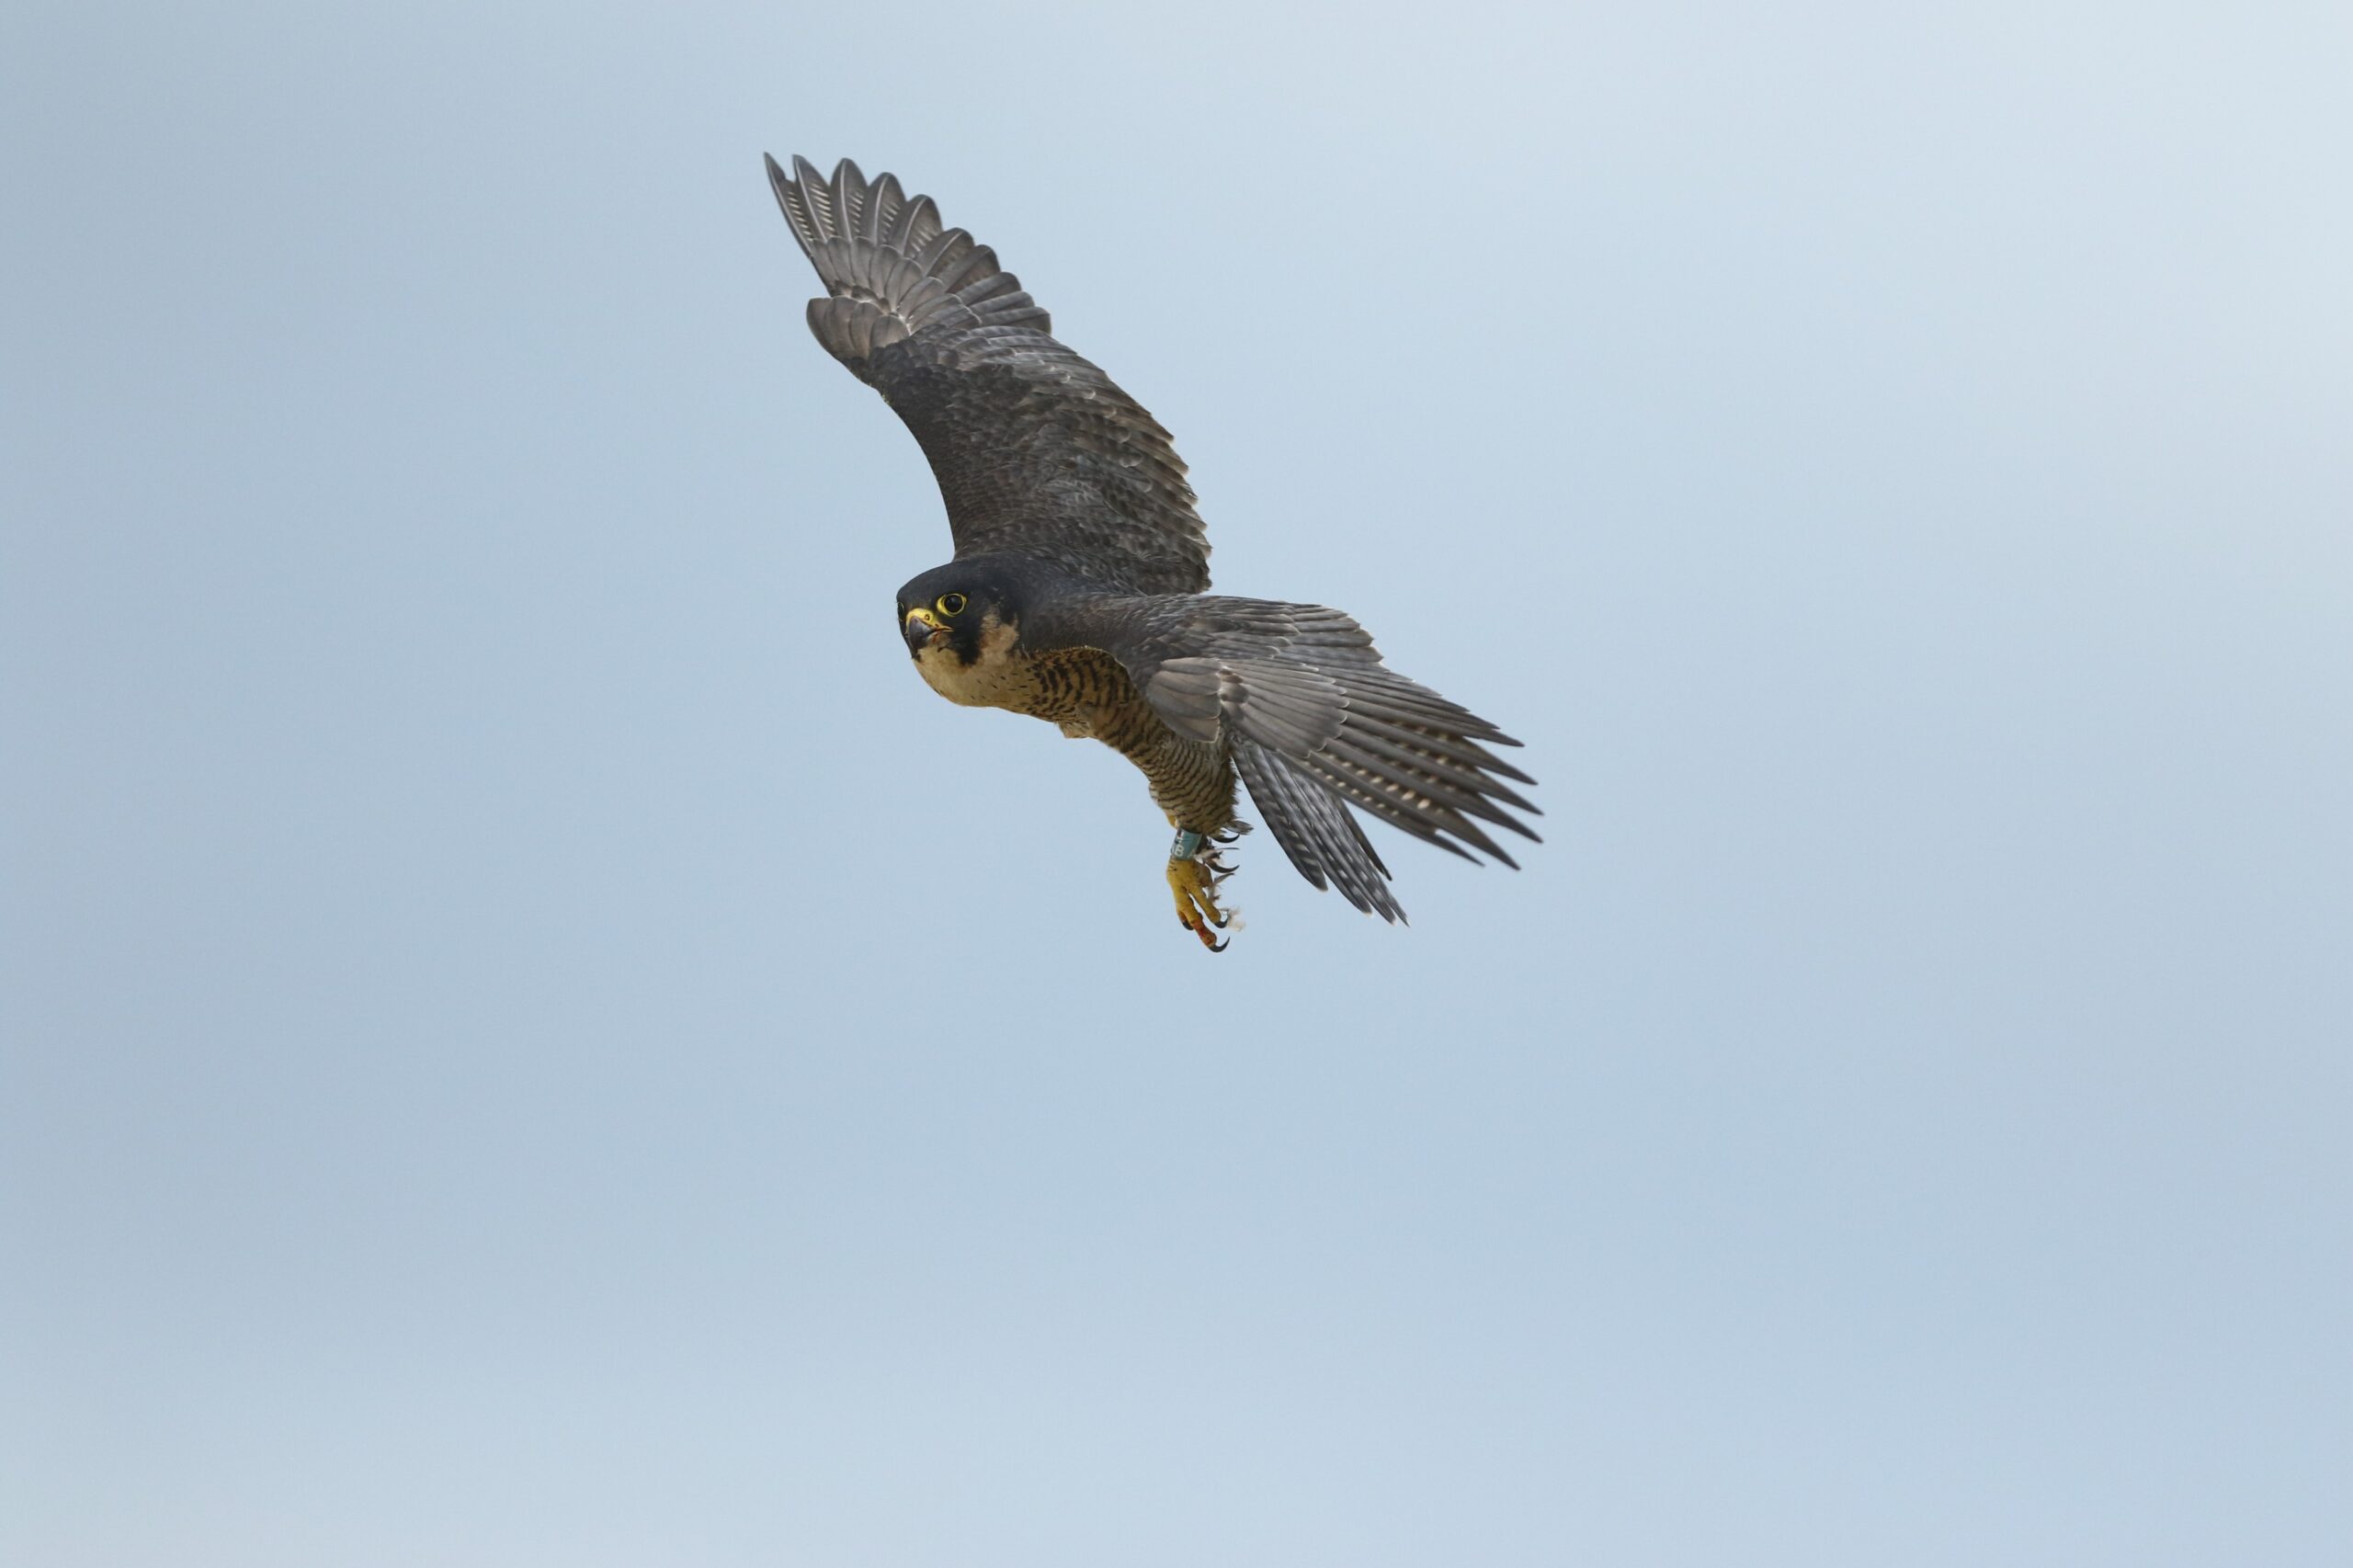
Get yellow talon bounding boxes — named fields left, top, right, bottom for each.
left=1167, top=854, right=1233, bottom=952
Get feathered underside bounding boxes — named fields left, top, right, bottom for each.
left=767, top=154, right=1211, bottom=597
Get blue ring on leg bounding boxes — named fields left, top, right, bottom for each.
left=1171, top=829, right=1204, bottom=860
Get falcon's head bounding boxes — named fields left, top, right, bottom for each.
left=895, top=561, right=1031, bottom=667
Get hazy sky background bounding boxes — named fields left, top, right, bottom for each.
left=5, top=2, right=2348, bottom=1563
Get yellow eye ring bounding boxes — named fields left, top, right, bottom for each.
left=935, top=593, right=968, bottom=618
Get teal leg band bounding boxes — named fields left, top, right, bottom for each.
left=1171, top=829, right=1204, bottom=860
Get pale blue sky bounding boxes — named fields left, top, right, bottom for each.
left=4, top=2, right=2348, bottom=1564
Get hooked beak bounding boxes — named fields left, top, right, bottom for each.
left=903, top=608, right=943, bottom=655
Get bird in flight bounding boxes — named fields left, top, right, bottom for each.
left=765, top=155, right=1538, bottom=949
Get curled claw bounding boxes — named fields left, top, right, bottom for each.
left=1167, top=846, right=1239, bottom=952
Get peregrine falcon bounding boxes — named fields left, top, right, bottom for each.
left=766, top=155, right=1538, bottom=949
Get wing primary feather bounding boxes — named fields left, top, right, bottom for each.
left=1305, top=767, right=1490, bottom=865
left=871, top=174, right=909, bottom=247
left=1344, top=710, right=1538, bottom=786
left=765, top=154, right=823, bottom=257
left=1234, top=739, right=1405, bottom=922
left=790, top=155, right=835, bottom=235
left=872, top=172, right=903, bottom=229
left=829, top=159, right=867, bottom=242
left=904, top=194, right=943, bottom=250
left=1229, top=669, right=1536, bottom=830
left=1331, top=727, right=1540, bottom=824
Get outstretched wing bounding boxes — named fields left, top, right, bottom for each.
left=1033, top=596, right=1540, bottom=922
left=766, top=155, right=1210, bottom=597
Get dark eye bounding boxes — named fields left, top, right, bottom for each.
left=936, top=593, right=968, bottom=618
